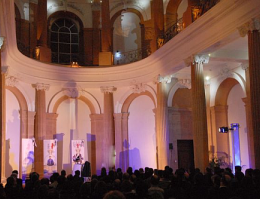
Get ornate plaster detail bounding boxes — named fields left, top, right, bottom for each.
left=0, top=37, right=4, bottom=50
left=1, top=66, right=8, bottom=75
left=241, top=63, right=249, bottom=71
left=35, top=83, right=50, bottom=91
left=194, top=54, right=210, bottom=64
left=63, top=87, right=82, bottom=98
left=145, top=27, right=154, bottom=40
left=157, top=75, right=172, bottom=84
left=131, top=83, right=147, bottom=93
left=218, top=67, right=233, bottom=81
left=238, top=17, right=260, bottom=37
left=100, top=86, right=117, bottom=93
left=6, top=76, right=19, bottom=87
left=178, top=79, right=191, bottom=89
left=184, top=57, right=193, bottom=67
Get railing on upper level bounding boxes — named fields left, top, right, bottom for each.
left=15, top=0, right=220, bottom=67
left=114, top=47, right=151, bottom=65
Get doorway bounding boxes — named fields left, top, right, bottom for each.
left=177, top=140, right=194, bottom=171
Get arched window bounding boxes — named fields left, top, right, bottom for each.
left=50, top=18, right=79, bottom=64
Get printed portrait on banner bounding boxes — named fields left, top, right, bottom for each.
left=44, top=139, right=57, bottom=174
left=72, top=140, right=85, bottom=166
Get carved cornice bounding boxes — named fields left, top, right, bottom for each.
left=238, top=16, right=260, bottom=37
left=131, top=83, right=147, bottom=93
left=63, top=87, right=82, bottom=98
left=6, top=76, right=19, bottom=87
left=178, top=79, right=191, bottom=89
left=0, top=37, right=4, bottom=50
left=34, top=83, right=50, bottom=91
left=100, top=86, right=117, bottom=93
left=194, top=55, right=210, bottom=64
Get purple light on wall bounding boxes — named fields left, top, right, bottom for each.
left=231, top=123, right=241, bottom=172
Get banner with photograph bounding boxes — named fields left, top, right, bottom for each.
left=22, top=138, right=35, bottom=179
left=44, top=139, right=57, bottom=174
left=71, top=140, right=85, bottom=168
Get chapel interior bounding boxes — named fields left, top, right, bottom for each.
left=0, top=0, right=259, bottom=182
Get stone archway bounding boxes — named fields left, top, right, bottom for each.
left=211, top=78, right=248, bottom=169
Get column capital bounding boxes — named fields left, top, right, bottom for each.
left=156, top=75, right=172, bottom=84
left=100, top=86, right=117, bottom=93
left=33, top=83, right=50, bottom=91
left=0, top=37, right=5, bottom=50
left=63, top=87, right=82, bottom=98
left=194, top=54, right=209, bottom=64
left=6, top=76, right=19, bottom=87
left=238, top=16, right=260, bottom=37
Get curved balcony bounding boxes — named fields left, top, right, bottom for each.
left=0, top=0, right=259, bottom=88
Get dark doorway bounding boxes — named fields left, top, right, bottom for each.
left=177, top=140, right=194, bottom=171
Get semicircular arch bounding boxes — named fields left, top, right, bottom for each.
left=6, top=86, right=28, bottom=111
left=121, top=90, right=156, bottom=113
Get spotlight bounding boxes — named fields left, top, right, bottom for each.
left=219, top=127, right=229, bottom=133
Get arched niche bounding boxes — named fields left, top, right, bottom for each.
left=165, top=0, right=183, bottom=29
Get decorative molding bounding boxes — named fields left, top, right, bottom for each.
left=238, top=17, right=260, bottom=37
left=1, top=66, right=8, bottom=75
left=131, top=83, right=147, bottom=93
left=0, top=37, right=4, bottom=50
left=194, top=55, right=210, bottom=64
left=184, top=57, right=193, bottom=67
left=241, top=63, right=249, bottom=71
left=157, top=75, right=172, bottom=84
left=34, top=83, right=50, bottom=91
left=63, top=87, right=82, bottom=98
left=178, top=79, right=191, bottom=89
left=6, top=76, right=19, bottom=87
left=100, top=86, right=117, bottom=93
left=218, top=67, right=233, bottom=81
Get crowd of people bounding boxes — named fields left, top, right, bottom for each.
left=1, top=165, right=260, bottom=199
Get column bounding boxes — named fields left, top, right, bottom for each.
left=33, top=83, right=49, bottom=178
left=90, top=114, right=104, bottom=174
left=46, top=113, right=58, bottom=139
left=99, top=0, right=113, bottom=65
left=191, top=55, right=209, bottom=172
left=0, top=37, right=6, bottom=182
left=156, top=75, right=171, bottom=169
left=114, top=113, right=129, bottom=172
left=101, top=86, right=116, bottom=170
left=36, top=0, right=51, bottom=62
left=239, top=17, right=260, bottom=168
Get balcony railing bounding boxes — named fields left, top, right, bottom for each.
left=114, top=47, right=151, bottom=65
